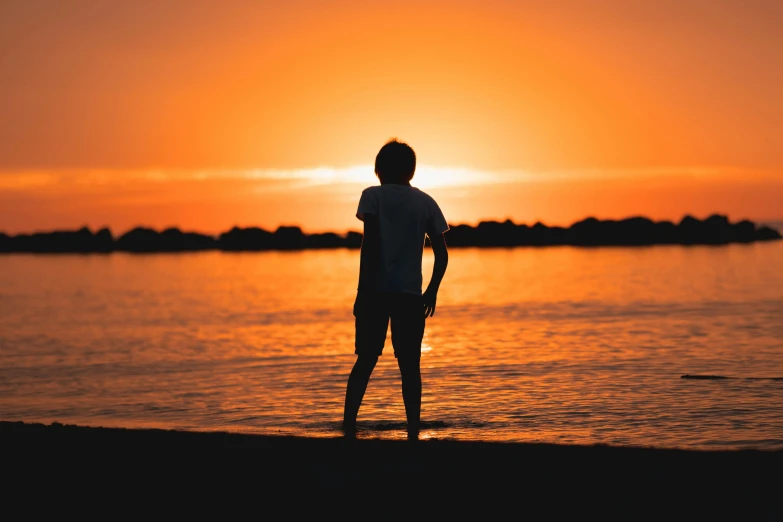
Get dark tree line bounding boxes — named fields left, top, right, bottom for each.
left=0, top=214, right=779, bottom=253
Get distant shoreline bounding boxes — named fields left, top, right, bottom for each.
left=0, top=213, right=780, bottom=253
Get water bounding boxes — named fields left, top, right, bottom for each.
left=1, top=242, right=782, bottom=450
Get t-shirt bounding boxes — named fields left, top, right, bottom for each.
left=356, top=184, right=449, bottom=295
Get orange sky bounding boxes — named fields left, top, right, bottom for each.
left=1, top=0, right=782, bottom=234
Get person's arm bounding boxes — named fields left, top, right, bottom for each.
left=423, top=228, right=448, bottom=318
left=357, top=213, right=381, bottom=292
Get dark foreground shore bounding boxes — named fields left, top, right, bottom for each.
left=2, top=421, right=781, bottom=518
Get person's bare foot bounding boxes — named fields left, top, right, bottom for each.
left=342, top=420, right=357, bottom=440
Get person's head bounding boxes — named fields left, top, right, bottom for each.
left=374, top=139, right=416, bottom=185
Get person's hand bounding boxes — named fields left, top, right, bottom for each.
left=423, top=287, right=438, bottom=318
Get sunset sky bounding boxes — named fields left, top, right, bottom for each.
left=1, top=0, right=781, bottom=235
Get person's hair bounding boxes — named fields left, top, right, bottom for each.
left=374, top=139, right=416, bottom=184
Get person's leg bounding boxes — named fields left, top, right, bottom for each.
left=396, top=355, right=422, bottom=439
left=390, top=293, right=426, bottom=440
left=345, top=291, right=388, bottom=437
left=342, top=354, right=379, bottom=436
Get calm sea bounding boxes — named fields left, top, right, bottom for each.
left=1, top=242, right=782, bottom=450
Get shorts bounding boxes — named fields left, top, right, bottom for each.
left=354, top=291, right=425, bottom=359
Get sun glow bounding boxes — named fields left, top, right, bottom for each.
left=246, top=164, right=509, bottom=189
left=1, top=164, right=781, bottom=237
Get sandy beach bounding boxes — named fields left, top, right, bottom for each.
left=3, top=421, right=780, bottom=518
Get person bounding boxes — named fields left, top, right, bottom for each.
left=342, top=138, right=449, bottom=440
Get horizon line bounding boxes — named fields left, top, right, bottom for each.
left=3, top=212, right=782, bottom=238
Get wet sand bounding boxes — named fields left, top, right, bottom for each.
left=2, top=421, right=780, bottom=518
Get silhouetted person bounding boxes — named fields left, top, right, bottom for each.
left=342, top=139, right=449, bottom=440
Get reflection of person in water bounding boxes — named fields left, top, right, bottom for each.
left=342, top=139, right=450, bottom=440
